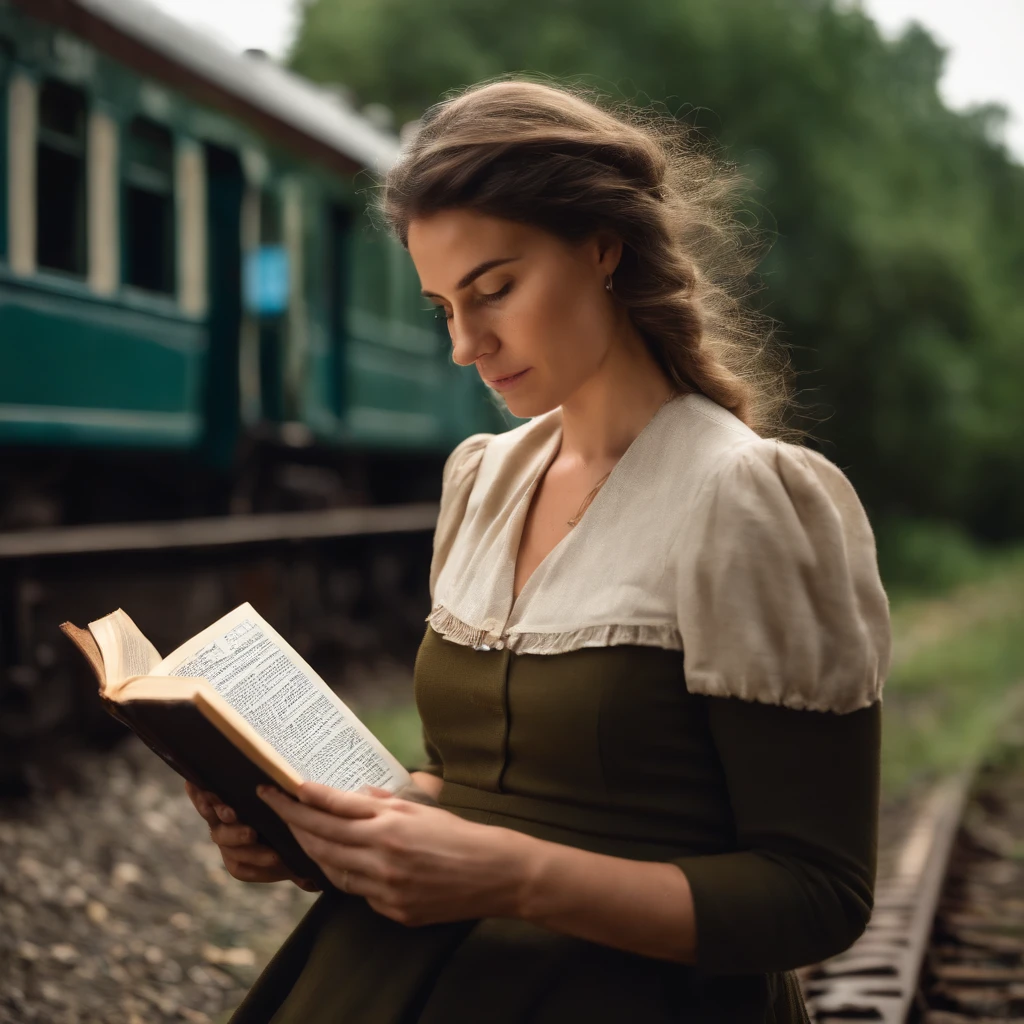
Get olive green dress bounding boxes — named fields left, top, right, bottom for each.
left=229, top=394, right=891, bottom=1024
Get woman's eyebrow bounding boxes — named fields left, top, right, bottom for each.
left=421, top=256, right=521, bottom=298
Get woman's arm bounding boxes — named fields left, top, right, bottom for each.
left=248, top=790, right=710, bottom=966
left=521, top=698, right=880, bottom=973
left=261, top=693, right=878, bottom=971
left=514, top=833, right=698, bottom=962
left=259, top=782, right=696, bottom=959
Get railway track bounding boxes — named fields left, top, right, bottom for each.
left=918, top=743, right=1024, bottom=1023
left=3, top=513, right=1023, bottom=1023
left=0, top=505, right=441, bottom=753
left=802, top=692, right=1024, bottom=1023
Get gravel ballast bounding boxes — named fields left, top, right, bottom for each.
left=0, top=737, right=316, bottom=1024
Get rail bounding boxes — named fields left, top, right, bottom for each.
left=0, top=504, right=440, bottom=559
left=802, top=770, right=975, bottom=1022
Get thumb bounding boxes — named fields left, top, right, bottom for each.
left=294, top=782, right=379, bottom=818
left=356, top=784, right=394, bottom=799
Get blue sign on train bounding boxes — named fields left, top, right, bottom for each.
left=244, top=245, right=290, bottom=316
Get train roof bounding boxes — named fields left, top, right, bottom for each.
left=29, top=0, right=401, bottom=173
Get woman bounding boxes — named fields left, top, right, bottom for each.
left=188, top=78, right=891, bottom=1023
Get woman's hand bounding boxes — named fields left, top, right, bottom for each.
left=184, top=781, right=320, bottom=892
left=258, top=783, right=532, bottom=926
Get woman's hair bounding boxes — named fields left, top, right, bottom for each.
left=377, top=76, right=793, bottom=437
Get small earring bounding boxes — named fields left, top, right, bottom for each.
left=605, top=275, right=613, bottom=293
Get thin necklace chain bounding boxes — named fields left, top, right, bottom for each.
left=566, top=392, right=677, bottom=529
left=566, top=469, right=612, bottom=528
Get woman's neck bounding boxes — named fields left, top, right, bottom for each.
left=557, top=330, right=677, bottom=468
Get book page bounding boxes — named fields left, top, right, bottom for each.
left=59, top=622, right=107, bottom=687
left=153, top=603, right=411, bottom=793
left=88, top=609, right=163, bottom=689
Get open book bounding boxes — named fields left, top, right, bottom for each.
left=60, top=603, right=416, bottom=890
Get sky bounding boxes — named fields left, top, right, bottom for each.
left=149, top=0, right=1023, bottom=163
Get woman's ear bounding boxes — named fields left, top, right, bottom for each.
left=594, top=232, right=624, bottom=278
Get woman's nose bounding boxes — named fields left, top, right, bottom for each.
left=449, top=315, right=495, bottom=368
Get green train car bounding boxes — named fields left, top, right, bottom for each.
left=0, top=0, right=506, bottom=528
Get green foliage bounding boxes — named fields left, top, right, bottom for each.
left=881, top=553, right=1024, bottom=795
left=290, top=0, right=1024, bottom=543
left=876, top=518, right=1002, bottom=601
left=355, top=699, right=427, bottom=770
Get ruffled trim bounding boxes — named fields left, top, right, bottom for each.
left=426, top=607, right=882, bottom=712
left=507, top=622, right=683, bottom=655
left=426, top=606, right=495, bottom=649
left=685, top=669, right=882, bottom=715
left=426, top=604, right=682, bottom=656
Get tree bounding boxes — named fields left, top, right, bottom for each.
left=290, top=0, right=1024, bottom=543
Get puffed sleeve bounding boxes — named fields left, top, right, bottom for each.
left=671, top=439, right=891, bottom=973
left=677, top=438, right=891, bottom=714
left=418, top=432, right=492, bottom=778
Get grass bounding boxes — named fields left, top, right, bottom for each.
left=355, top=699, right=428, bottom=770
left=881, top=548, right=1024, bottom=797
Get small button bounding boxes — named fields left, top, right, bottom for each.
left=474, top=643, right=491, bottom=652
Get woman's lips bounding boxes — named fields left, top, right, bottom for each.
left=486, top=368, right=530, bottom=392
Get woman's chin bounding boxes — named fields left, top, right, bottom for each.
left=501, top=393, right=558, bottom=420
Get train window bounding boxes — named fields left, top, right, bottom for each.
left=257, top=188, right=285, bottom=420
left=124, top=117, right=175, bottom=294
left=36, top=79, right=87, bottom=275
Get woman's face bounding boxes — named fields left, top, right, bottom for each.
left=407, top=209, right=621, bottom=419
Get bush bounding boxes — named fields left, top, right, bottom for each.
left=876, top=517, right=997, bottom=602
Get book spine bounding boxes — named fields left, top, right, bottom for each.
left=102, top=696, right=207, bottom=791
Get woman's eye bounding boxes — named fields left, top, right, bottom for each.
left=480, top=281, right=512, bottom=304
left=424, top=282, right=510, bottom=323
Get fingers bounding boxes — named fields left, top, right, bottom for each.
left=398, top=784, right=440, bottom=807
left=221, top=843, right=283, bottom=870
left=258, top=787, right=375, bottom=844
left=209, top=821, right=258, bottom=848
left=356, top=784, right=394, bottom=799
left=218, top=837, right=292, bottom=883
left=184, top=782, right=237, bottom=827
left=296, top=782, right=384, bottom=818
left=185, top=781, right=218, bottom=826
left=222, top=850, right=293, bottom=884
left=286, top=825, right=379, bottom=876
left=213, top=803, right=237, bottom=824
left=183, top=784, right=299, bottom=886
